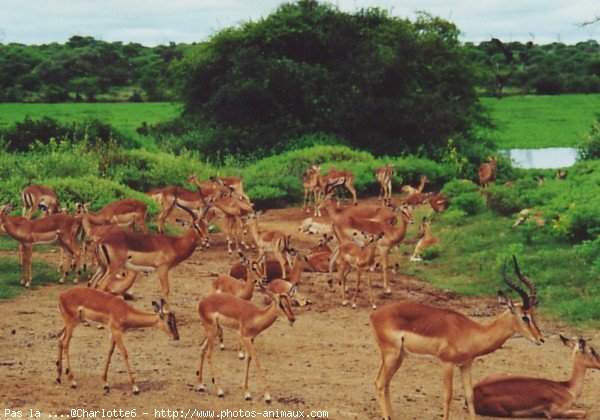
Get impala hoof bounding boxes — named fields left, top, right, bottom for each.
left=103, top=384, right=109, bottom=393
left=244, top=392, right=252, bottom=401
left=219, top=343, right=225, bottom=350
left=25, top=282, right=31, bottom=288
left=132, top=385, right=140, bottom=395
left=264, top=394, right=272, bottom=404
left=238, top=352, right=245, bottom=360
left=196, top=384, right=206, bottom=392
left=352, top=303, right=357, bottom=309
left=385, top=288, right=392, bottom=295
left=372, top=304, right=377, bottom=310
left=70, top=382, right=77, bottom=389
left=217, top=389, right=224, bottom=398
left=56, top=377, right=61, bottom=384
left=341, top=300, right=348, bottom=307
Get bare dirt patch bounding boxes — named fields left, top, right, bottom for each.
left=1, top=205, right=598, bottom=419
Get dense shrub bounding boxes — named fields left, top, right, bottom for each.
left=451, top=192, right=485, bottom=215
left=483, top=184, right=523, bottom=216
left=442, top=179, right=478, bottom=196
left=578, top=119, right=600, bottom=161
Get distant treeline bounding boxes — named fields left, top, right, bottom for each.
left=1, top=35, right=598, bottom=103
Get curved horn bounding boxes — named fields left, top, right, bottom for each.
left=512, top=255, right=538, bottom=306
left=174, top=199, right=198, bottom=220
left=502, top=260, right=530, bottom=310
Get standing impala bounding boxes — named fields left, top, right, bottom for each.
left=247, top=211, right=291, bottom=279
left=146, top=185, right=206, bottom=233
left=479, top=156, right=498, bottom=187
left=76, top=198, right=148, bottom=233
left=316, top=167, right=357, bottom=212
left=474, top=335, right=600, bottom=418
left=56, top=287, right=179, bottom=394
left=375, top=164, right=394, bottom=205
left=370, top=256, right=544, bottom=420
left=195, top=285, right=296, bottom=402
left=302, top=165, right=321, bottom=214
left=21, top=184, right=62, bottom=219
left=89, top=202, right=209, bottom=311
left=0, top=202, right=82, bottom=286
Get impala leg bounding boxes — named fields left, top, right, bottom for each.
left=113, top=333, right=138, bottom=394
left=242, top=339, right=252, bottom=400
left=157, top=199, right=174, bottom=234
left=157, top=266, right=171, bottom=312
left=245, top=338, right=271, bottom=403
left=101, top=338, right=116, bottom=392
left=546, top=409, right=587, bottom=419
left=459, top=364, right=476, bottom=420
left=18, top=243, right=24, bottom=266
left=238, top=334, right=245, bottom=360
left=375, top=344, right=404, bottom=420
left=346, top=182, right=358, bottom=205
left=105, top=271, right=138, bottom=296
left=442, top=362, right=455, bottom=420
left=136, top=214, right=147, bottom=233
left=381, top=250, right=392, bottom=294
left=352, top=269, right=361, bottom=309
left=206, top=332, right=224, bottom=397
left=339, top=263, right=348, bottom=306
left=274, top=249, right=287, bottom=280
left=195, top=336, right=209, bottom=392
left=217, top=325, right=225, bottom=350
left=62, top=325, right=76, bottom=388
left=22, top=243, right=32, bottom=287
left=56, top=326, right=68, bottom=384
left=367, top=274, right=376, bottom=310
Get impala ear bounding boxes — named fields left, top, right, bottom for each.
left=160, top=298, right=167, bottom=312
left=287, top=248, right=298, bottom=256
left=579, top=339, right=587, bottom=353
left=288, top=285, right=297, bottom=298
left=38, top=203, right=48, bottom=212
left=559, top=335, right=574, bottom=348
left=497, top=291, right=515, bottom=313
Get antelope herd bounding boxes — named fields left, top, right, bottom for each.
left=1, top=158, right=596, bottom=419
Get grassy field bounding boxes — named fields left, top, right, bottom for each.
left=481, top=93, right=600, bottom=149
left=0, top=102, right=181, bottom=140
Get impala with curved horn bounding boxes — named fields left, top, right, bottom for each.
left=370, top=256, right=543, bottom=420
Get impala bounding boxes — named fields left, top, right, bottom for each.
left=247, top=211, right=291, bottom=278
left=316, top=167, right=357, bottom=212
left=479, top=156, right=498, bottom=187
left=266, top=248, right=312, bottom=307
left=401, top=175, right=428, bottom=196
left=21, top=184, right=62, bottom=219
left=317, top=196, right=397, bottom=226
left=429, top=191, right=450, bottom=213
left=370, top=256, right=544, bottom=420
left=213, top=175, right=250, bottom=202
left=186, top=173, right=234, bottom=201
left=336, top=232, right=384, bottom=309
left=210, top=194, right=254, bottom=253
left=375, top=164, right=394, bottom=205
left=89, top=202, right=209, bottom=311
left=474, top=335, right=600, bottom=418
left=404, top=191, right=430, bottom=206
left=79, top=216, right=122, bottom=272
left=56, top=288, right=179, bottom=394
left=302, top=165, right=321, bottom=214
left=410, top=217, right=439, bottom=262
left=76, top=198, right=148, bottom=233
left=298, top=215, right=332, bottom=235
left=195, top=285, right=296, bottom=402
left=146, top=185, right=207, bottom=233
left=0, top=202, right=81, bottom=286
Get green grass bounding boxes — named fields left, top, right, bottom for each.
left=397, top=207, right=599, bottom=328
left=481, top=94, right=600, bottom=149
left=0, top=257, right=59, bottom=299
left=0, top=102, right=181, bottom=141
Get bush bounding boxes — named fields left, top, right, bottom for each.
left=452, top=192, right=485, bottom=215
left=484, top=184, right=523, bottom=216
left=578, top=119, right=600, bottom=161
left=442, top=179, right=478, bottom=197
left=439, top=209, right=468, bottom=226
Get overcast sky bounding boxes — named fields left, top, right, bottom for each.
left=0, top=0, right=598, bottom=46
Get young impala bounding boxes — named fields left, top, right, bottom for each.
left=56, top=287, right=179, bottom=394
left=0, top=202, right=82, bottom=286
left=474, top=335, right=600, bottom=418
left=401, top=175, right=428, bottom=196
left=89, top=202, right=209, bottom=311
left=21, top=184, right=62, bottom=219
left=196, top=285, right=296, bottom=402
left=410, top=217, right=439, bottom=262
left=370, top=256, right=544, bottom=420
left=479, top=156, right=498, bottom=188
left=375, top=164, right=394, bottom=205
left=302, top=165, right=321, bottom=214
left=247, top=211, right=291, bottom=279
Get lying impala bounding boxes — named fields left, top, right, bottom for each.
left=375, top=164, right=394, bottom=205
left=474, top=335, right=600, bottom=418
left=0, top=202, right=81, bottom=286
left=370, top=256, right=544, bottom=420
left=56, top=288, right=179, bottom=394
left=21, top=184, right=62, bottom=219
left=89, top=202, right=209, bottom=311
left=479, top=156, right=498, bottom=187
left=196, top=285, right=296, bottom=402
left=429, top=191, right=450, bottom=213
left=401, top=175, right=428, bottom=196
left=410, top=217, right=439, bottom=262
left=76, top=199, right=148, bottom=233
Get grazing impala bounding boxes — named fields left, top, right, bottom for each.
left=317, top=196, right=397, bottom=227
left=336, top=232, right=384, bottom=309
left=479, top=156, right=498, bottom=187
left=247, top=211, right=291, bottom=279
left=316, top=167, right=357, bottom=212
left=474, top=335, right=599, bottom=418
left=146, top=185, right=206, bottom=233
left=56, top=288, right=179, bottom=394
left=76, top=199, right=148, bottom=233
left=410, top=217, right=439, bottom=262
left=21, top=184, right=62, bottom=219
left=89, top=202, right=209, bottom=311
left=266, top=248, right=312, bottom=307
left=0, top=202, right=82, bottom=286
left=196, top=285, right=296, bottom=402
left=302, top=165, right=321, bottom=214
left=370, top=256, right=544, bottom=420
left=401, top=175, right=428, bottom=196
left=375, top=164, right=394, bottom=205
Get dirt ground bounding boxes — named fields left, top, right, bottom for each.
left=1, top=204, right=599, bottom=420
